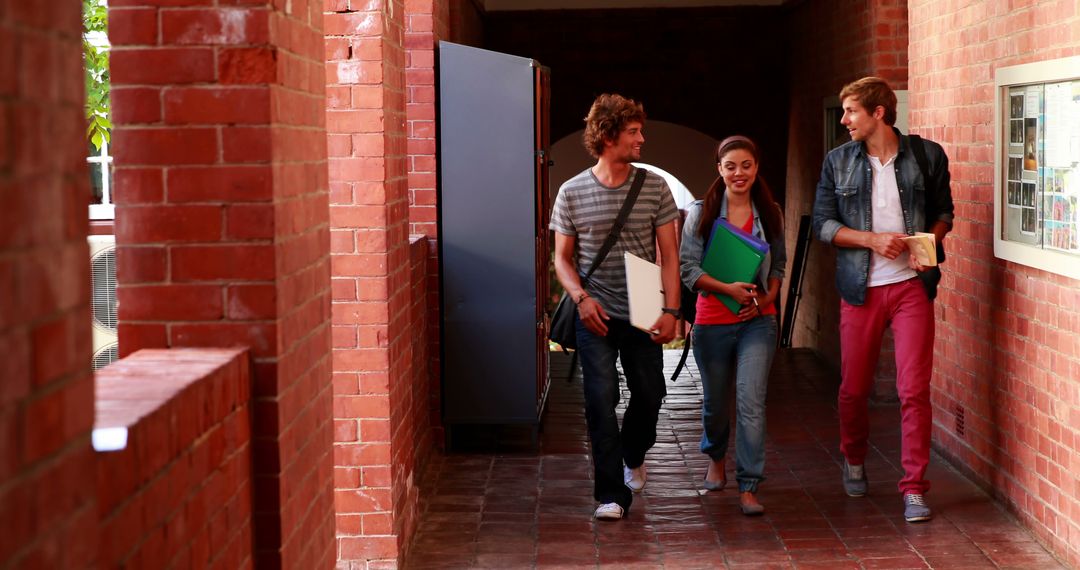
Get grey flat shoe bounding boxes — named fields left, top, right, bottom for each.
left=703, top=475, right=727, bottom=491
left=703, top=459, right=726, bottom=491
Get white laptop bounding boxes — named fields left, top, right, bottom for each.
left=624, top=252, right=664, bottom=334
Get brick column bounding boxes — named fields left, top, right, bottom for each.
left=109, top=0, right=335, bottom=567
left=784, top=0, right=909, bottom=401
left=325, top=0, right=418, bottom=566
left=405, top=0, right=450, bottom=449
left=0, top=1, right=97, bottom=567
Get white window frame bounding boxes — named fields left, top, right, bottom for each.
left=85, top=28, right=113, bottom=220
left=88, top=138, right=114, bottom=220
left=993, top=56, right=1080, bottom=280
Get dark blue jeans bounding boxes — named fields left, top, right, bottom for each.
left=575, top=314, right=666, bottom=511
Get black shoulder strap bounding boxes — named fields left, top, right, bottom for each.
left=909, top=134, right=932, bottom=184
left=582, top=168, right=647, bottom=281
left=908, top=134, right=946, bottom=263
left=670, top=324, right=692, bottom=382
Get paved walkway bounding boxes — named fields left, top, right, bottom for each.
left=405, top=348, right=1065, bottom=569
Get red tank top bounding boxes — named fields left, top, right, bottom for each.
left=694, top=215, right=777, bottom=325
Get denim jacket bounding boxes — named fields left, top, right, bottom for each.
left=812, top=129, right=954, bottom=305
left=680, top=197, right=787, bottom=296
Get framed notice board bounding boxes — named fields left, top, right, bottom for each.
left=994, top=56, right=1080, bottom=279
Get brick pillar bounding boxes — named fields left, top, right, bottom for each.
left=406, top=0, right=449, bottom=450
left=868, top=0, right=909, bottom=402
left=868, top=0, right=909, bottom=86
left=325, top=0, right=416, bottom=566
left=0, top=1, right=98, bottom=567
left=109, top=1, right=335, bottom=567
left=784, top=0, right=909, bottom=402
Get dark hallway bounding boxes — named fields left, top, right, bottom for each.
left=404, top=350, right=1065, bottom=569
left=483, top=6, right=792, bottom=208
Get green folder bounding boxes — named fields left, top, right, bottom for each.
left=701, top=220, right=768, bottom=314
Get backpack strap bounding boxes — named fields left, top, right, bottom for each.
left=908, top=134, right=932, bottom=183
left=908, top=133, right=946, bottom=264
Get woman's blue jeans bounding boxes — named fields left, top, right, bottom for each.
left=692, top=316, right=777, bottom=493
left=575, top=314, right=665, bottom=511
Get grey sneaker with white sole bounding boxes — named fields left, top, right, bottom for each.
left=903, top=493, right=932, bottom=523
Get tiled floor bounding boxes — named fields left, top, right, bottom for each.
left=405, top=348, right=1065, bottom=569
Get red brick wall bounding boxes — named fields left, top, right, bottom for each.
left=782, top=0, right=908, bottom=385
left=96, top=349, right=252, bottom=569
left=908, top=2, right=1080, bottom=566
left=405, top=0, right=448, bottom=450
left=390, top=236, right=431, bottom=559
left=406, top=0, right=445, bottom=240
left=0, top=1, right=97, bottom=566
left=109, top=0, right=336, bottom=566
left=407, top=237, right=431, bottom=477
left=326, top=0, right=431, bottom=566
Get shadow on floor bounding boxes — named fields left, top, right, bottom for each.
left=405, top=348, right=1065, bottom=569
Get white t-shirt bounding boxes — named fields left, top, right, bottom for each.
left=868, top=155, right=915, bottom=287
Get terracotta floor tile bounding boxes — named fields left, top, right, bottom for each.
left=535, top=560, right=597, bottom=570
left=847, top=544, right=918, bottom=560
left=786, top=546, right=851, bottom=560
left=402, top=350, right=1062, bottom=569
left=725, top=561, right=795, bottom=569
left=793, top=561, right=861, bottom=570
left=919, top=554, right=997, bottom=568
left=776, top=528, right=840, bottom=541
left=783, top=539, right=848, bottom=553
left=860, top=556, right=930, bottom=569
left=472, top=553, right=536, bottom=568
left=476, top=538, right=535, bottom=555
left=657, top=557, right=723, bottom=570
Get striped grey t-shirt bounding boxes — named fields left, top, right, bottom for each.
left=549, top=166, right=679, bottom=320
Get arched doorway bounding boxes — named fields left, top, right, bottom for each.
left=549, top=120, right=719, bottom=204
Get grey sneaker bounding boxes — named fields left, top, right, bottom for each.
left=903, top=493, right=932, bottom=523
left=842, top=459, right=868, bottom=497
left=623, top=464, right=646, bottom=493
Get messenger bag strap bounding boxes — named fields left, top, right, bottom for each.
left=581, top=168, right=647, bottom=282
left=670, top=323, right=692, bottom=382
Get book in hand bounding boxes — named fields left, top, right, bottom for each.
left=701, top=220, right=769, bottom=314
left=624, top=252, right=663, bottom=333
left=901, top=232, right=937, bottom=266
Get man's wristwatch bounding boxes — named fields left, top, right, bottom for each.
left=660, top=307, right=682, bottom=319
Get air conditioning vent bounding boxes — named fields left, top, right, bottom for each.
left=93, top=344, right=118, bottom=370
left=88, top=235, right=119, bottom=371
left=91, top=247, right=117, bottom=329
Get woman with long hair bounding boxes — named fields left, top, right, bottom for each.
left=679, top=135, right=786, bottom=515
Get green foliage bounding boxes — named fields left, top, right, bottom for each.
left=83, top=0, right=110, bottom=150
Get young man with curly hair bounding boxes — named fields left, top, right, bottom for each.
left=550, top=93, right=681, bottom=521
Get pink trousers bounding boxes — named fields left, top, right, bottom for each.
left=839, top=278, right=935, bottom=495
